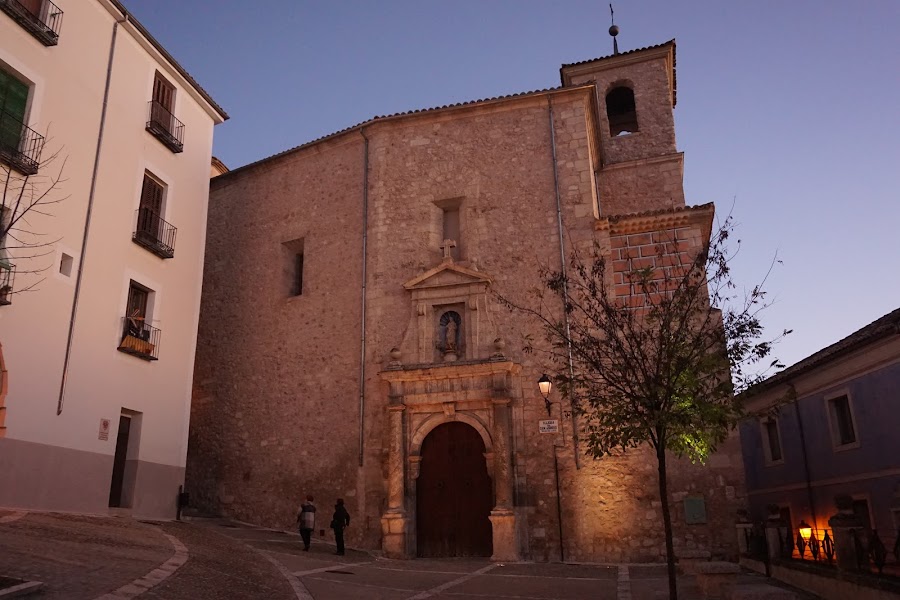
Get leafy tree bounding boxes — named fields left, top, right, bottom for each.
left=503, top=214, right=788, bottom=600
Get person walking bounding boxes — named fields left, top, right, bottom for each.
left=297, top=495, right=316, bottom=551
left=330, top=498, right=350, bottom=555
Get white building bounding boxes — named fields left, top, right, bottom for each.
left=0, top=0, right=227, bottom=518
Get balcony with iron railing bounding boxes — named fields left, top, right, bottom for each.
left=132, top=207, right=176, bottom=259
left=0, top=109, right=45, bottom=175
left=117, top=316, right=160, bottom=361
left=146, top=100, right=184, bottom=153
left=0, top=0, right=63, bottom=46
left=0, top=260, right=13, bottom=306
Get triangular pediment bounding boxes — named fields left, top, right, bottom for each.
left=403, top=261, right=492, bottom=290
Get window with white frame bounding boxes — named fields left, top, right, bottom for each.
left=760, top=416, right=784, bottom=464
left=827, top=393, right=858, bottom=448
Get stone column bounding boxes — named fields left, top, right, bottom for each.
left=764, top=507, right=786, bottom=561
left=829, top=495, right=864, bottom=573
left=489, top=396, right=519, bottom=561
left=381, top=383, right=410, bottom=558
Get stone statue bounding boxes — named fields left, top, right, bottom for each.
left=445, top=319, right=458, bottom=353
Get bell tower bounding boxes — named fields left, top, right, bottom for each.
left=560, top=36, right=683, bottom=215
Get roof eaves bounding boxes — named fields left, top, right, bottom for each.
left=108, top=0, right=229, bottom=121
left=743, top=307, right=900, bottom=399
left=216, top=85, right=590, bottom=182
left=559, top=39, right=677, bottom=106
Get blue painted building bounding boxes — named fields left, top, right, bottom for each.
left=739, top=308, right=900, bottom=548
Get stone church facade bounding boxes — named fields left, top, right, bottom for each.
left=189, top=40, right=746, bottom=563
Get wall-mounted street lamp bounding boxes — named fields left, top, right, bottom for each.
left=536, top=373, right=564, bottom=563
left=798, top=520, right=812, bottom=542
left=538, top=374, right=552, bottom=415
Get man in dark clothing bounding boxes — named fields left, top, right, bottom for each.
left=297, top=495, right=316, bottom=551
left=331, top=498, right=350, bottom=555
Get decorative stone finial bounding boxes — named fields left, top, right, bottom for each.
left=387, top=347, right=402, bottom=369
left=491, top=337, right=507, bottom=361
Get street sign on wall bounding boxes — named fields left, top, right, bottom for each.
left=539, top=419, right=559, bottom=434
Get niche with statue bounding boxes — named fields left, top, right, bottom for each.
left=436, top=309, right=463, bottom=362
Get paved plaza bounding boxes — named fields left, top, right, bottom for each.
left=0, top=510, right=818, bottom=599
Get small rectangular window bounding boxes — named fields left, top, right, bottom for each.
left=59, top=252, right=73, bottom=277
left=761, top=417, right=783, bottom=463
left=152, top=72, right=175, bottom=112
left=293, top=252, right=304, bottom=296
left=828, top=395, right=857, bottom=446
left=282, top=238, right=304, bottom=297
left=436, top=198, right=462, bottom=260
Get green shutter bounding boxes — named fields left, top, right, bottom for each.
left=0, top=69, right=29, bottom=123
left=0, top=69, right=29, bottom=153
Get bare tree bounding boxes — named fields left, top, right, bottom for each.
left=501, top=215, right=789, bottom=600
left=0, top=144, right=68, bottom=302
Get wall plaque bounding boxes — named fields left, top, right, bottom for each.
left=539, top=419, right=559, bottom=434
left=98, top=418, right=111, bottom=441
left=684, top=496, right=707, bottom=524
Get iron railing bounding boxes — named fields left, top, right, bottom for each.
left=117, top=317, right=160, bottom=361
left=132, top=207, right=176, bottom=259
left=0, top=108, right=45, bottom=175
left=146, top=100, right=184, bottom=153
left=0, top=0, right=63, bottom=46
left=779, top=525, right=900, bottom=577
left=0, top=261, right=13, bottom=306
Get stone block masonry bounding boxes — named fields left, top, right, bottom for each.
left=189, top=40, right=746, bottom=563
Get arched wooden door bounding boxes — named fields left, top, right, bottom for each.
left=416, top=421, right=493, bottom=557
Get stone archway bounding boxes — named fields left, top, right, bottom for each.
left=416, top=421, right=493, bottom=557
left=379, top=360, right=521, bottom=562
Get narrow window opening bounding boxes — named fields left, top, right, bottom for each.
left=763, top=418, right=783, bottom=462
left=294, top=253, right=304, bottom=296
left=59, top=252, right=73, bottom=277
left=435, top=198, right=463, bottom=260
left=282, top=238, right=305, bottom=297
left=606, top=86, right=638, bottom=136
left=829, top=395, right=857, bottom=446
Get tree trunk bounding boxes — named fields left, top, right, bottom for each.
left=657, top=443, right=678, bottom=600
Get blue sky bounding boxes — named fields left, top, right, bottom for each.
left=121, top=0, right=900, bottom=370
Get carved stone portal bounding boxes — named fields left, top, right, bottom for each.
left=398, top=261, right=496, bottom=365
left=379, top=360, right=521, bottom=561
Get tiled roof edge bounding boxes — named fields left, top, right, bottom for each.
left=215, top=85, right=592, bottom=183
left=743, top=307, right=900, bottom=399
left=109, top=0, right=228, bottom=120
left=559, top=39, right=677, bottom=106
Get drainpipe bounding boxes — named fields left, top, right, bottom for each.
left=57, top=13, right=126, bottom=415
left=547, top=97, right=581, bottom=469
left=357, top=129, right=370, bottom=466
left=591, top=80, right=605, bottom=217
left=791, top=385, right=819, bottom=530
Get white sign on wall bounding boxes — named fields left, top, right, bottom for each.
left=539, top=419, right=559, bottom=434
left=98, top=418, right=111, bottom=441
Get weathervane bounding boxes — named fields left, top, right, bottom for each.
left=609, top=3, right=620, bottom=55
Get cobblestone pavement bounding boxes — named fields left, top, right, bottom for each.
left=0, top=511, right=172, bottom=599
left=1, top=511, right=821, bottom=599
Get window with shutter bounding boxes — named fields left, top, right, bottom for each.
left=137, top=173, right=164, bottom=239
left=19, top=0, right=43, bottom=18
left=0, top=68, right=29, bottom=153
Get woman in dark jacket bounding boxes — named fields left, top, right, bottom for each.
left=331, top=498, right=350, bottom=555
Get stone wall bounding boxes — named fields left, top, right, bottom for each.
left=189, top=45, right=746, bottom=562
